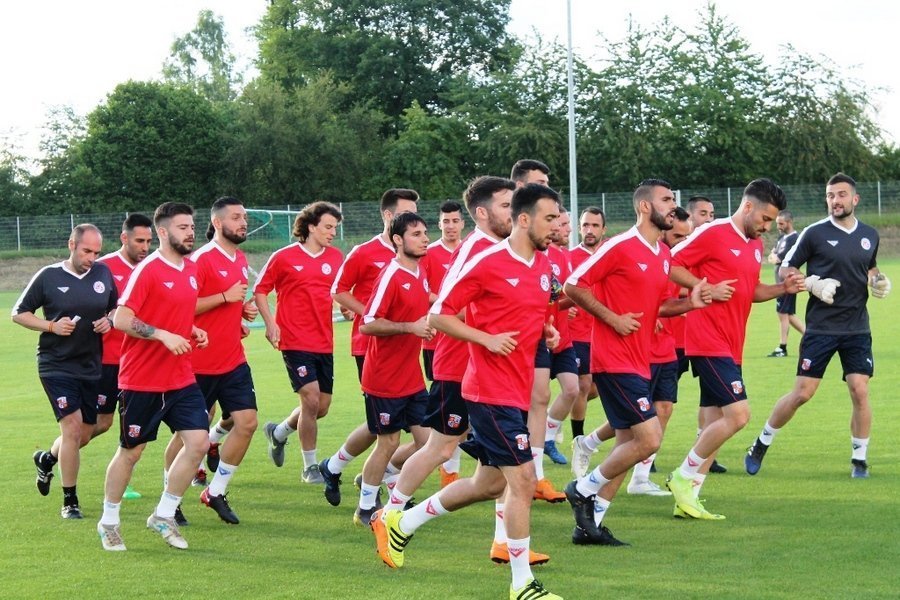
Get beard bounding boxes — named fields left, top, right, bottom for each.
left=650, top=207, right=674, bottom=231
left=488, top=212, right=512, bottom=239
left=171, top=237, right=194, bottom=256
left=528, top=227, right=550, bottom=251
left=222, top=225, right=247, bottom=245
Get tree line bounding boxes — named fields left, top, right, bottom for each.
left=2, top=0, right=899, bottom=217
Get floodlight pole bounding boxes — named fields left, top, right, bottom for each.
left=566, top=0, right=578, bottom=247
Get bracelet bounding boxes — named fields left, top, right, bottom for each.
left=48, top=321, right=54, bottom=334
left=222, top=292, right=227, bottom=303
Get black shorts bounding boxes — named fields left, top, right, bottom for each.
left=650, top=361, right=679, bottom=403
left=676, top=348, right=689, bottom=377
left=119, top=383, right=209, bottom=448
left=39, top=376, right=100, bottom=425
left=550, top=346, right=578, bottom=378
left=196, top=362, right=257, bottom=416
left=282, top=351, right=334, bottom=394
left=689, top=356, right=747, bottom=407
left=97, top=364, right=120, bottom=415
left=423, top=379, right=468, bottom=436
left=422, top=348, right=435, bottom=381
left=593, top=373, right=657, bottom=430
left=775, top=293, right=797, bottom=315
left=364, top=390, right=428, bottom=434
left=462, top=401, right=532, bottom=468
left=355, top=355, right=365, bottom=382
left=572, top=341, right=591, bottom=376
left=797, top=333, right=874, bottom=380
left=534, top=339, right=551, bottom=369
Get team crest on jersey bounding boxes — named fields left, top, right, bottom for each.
left=128, top=424, right=141, bottom=438
left=447, top=414, right=462, bottom=428
left=93, top=281, right=106, bottom=293
left=379, top=412, right=391, bottom=426
left=861, top=238, right=871, bottom=250
left=731, top=380, right=744, bottom=394
left=754, top=249, right=762, bottom=263
left=297, top=365, right=308, bottom=378
left=98, top=394, right=107, bottom=407
left=539, top=274, right=550, bottom=292
left=663, top=260, right=670, bottom=275
left=515, top=434, right=530, bottom=451
left=189, top=276, right=198, bottom=290
left=551, top=263, right=561, bottom=276
left=801, top=358, right=812, bottom=371
left=56, top=396, right=67, bottom=409
left=322, top=263, right=332, bottom=275
left=637, top=397, right=650, bottom=412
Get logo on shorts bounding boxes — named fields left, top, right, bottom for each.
left=731, top=380, right=744, bottom=395
left=637, top=397, right=650, bottom=412
left=56, top=396, right=68, bottom=409
left=93, top=281, right=106, bottom=293
left=539, top=274, right=550, bottom=292
left=801, top=358, right=812, bottom=371
left=861, top=237, right=871, bottom=250
left=297, top=365, right=308, bottom=378
left=97, top=394, right=107, bottom=407
left=551, top=263, right=561, bottom=277
left=447, top=414, right=462, bottom=428
left=663, top=260, right=670, bottom=275
left=322, top=263, right=332, bottom=275
left=755, top=249, right=762, bottom=263
left=128, top=424, right=141, bottom=438
left=189, top=276, right=198, bottom=290
left=575, top=357, right=581, bottom=367
left=515, top=433, right=530, bottom=451
left=379, top=413, right=391, bottom=426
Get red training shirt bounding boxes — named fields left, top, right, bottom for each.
left=567, top=243, right=595, bottom=344
left=420, top=239, right=455, bottom=351
left=98, top=250, right=136, bottom=366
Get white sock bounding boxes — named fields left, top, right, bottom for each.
left=156, top=491, right=182, bottom=519
left=493, top=501, right=506, bottom=543
left=302, top=449, right=317, bottom=470
left=583, top=430, right=602, bottom=451
left=593, top=496, right=611, bottom=527
left=679, top=449, right=706, bottom=479
left=759, top=422, right=780, bottom=446
left=508, top=537, right=534, bottom=590
left=692, top=473, right=707, bottom=499
left=383, top=472, right=400, bottom=492
left=100, top=500, right=121, bottom=526
left=851, top=437, right=869, bottom=461
left=273, top=419, right=295, bottom=443
left=208, top=423, right=228, bottom=444
left=208, top=461, right=237, bottom=496
left=359, top=483, right=380, bottom=510
left=545, top=417, right=563, bottom=443
left=577, top=466, right=611, bottom=497
left=387, top=488, right=411, bottom=512
left=632, top=452, right=656, bottom=481
left=443, top=446, right=461, bottom=474
left=329, top=446, right=356, bottom=474
left=532, top=447, right=545, bottom=480
left=399, top=494, right=448, bottom=534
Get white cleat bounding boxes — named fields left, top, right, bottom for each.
left=570, top=435, right=595, bottom=478
left=97, top=522, right=126, bottom=551
left=147, top=512, right=188, bottom=549
left=626, top=478, right=672, bottom=496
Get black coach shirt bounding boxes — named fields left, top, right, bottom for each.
left=783, top=217, right=878, bottom=335
left=12, top=261, right=118, bottom=379
left=773, top=230, right=799, bottom=284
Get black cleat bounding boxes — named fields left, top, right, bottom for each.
left=709, top=459, right=727, bottom=474
left=33, top=450, right=55, bottom=496
left=200, top=487, right=239, bottom=524
left=564, top=480, right=602, bottom=539
left=61, top=505, right=83, bottom=519
left=353, top=505, right=378, bottom=527
left=206, top=442, right=220, bottom=472
left=174, top=504, right=189, bottom=527
left=319, top=459, right=342, bottom=506
left=851, top=459, right=870, bottom=479
left=572, top=524, right=630, bottom=546
left=744, top=439, right=769, bottom=475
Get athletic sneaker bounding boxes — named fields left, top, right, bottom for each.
left=509, top=578, right=562, bottom=600
left=98, top=522, right=127, bottom=551
left=564, top=480, right=601, bottom=537
left=439, top=466, right=459, bottom=488
left=745, top=439, right=769, bottom=475
left=123, top=485, right=142, bottom=500
left=353, top=504, right=378, bottom=527
left=302, top=464, right=324, bottom=484
left=33, top=450, right=54, bottom=496
left=372, top=508, right=413, bottom=568
left=146, top=512, right=188, bottom=549
left=544, top=440, right=568, bottom=465
left=200, top=487, right=239, bottom=524
left=206, top=442, right=220, bottom=472
left=767, top=347, right=787, bottom=358
left=665, top=470, right=703, bottom=518
left=319, top=458, right=342, bottom=506
left=570, top=436, right=594, bottom=478
left=263, top=421, right=286, bottom=467
left=626, top=478, right=672, bottom=496
left=709, top=459, right=727, bottom=474
left=490, top=541, right=551, bottom=565
left=174, top=504, right=189, bottom=527
left=61, top=505, right=83, bottom=519
left=192, top=468, right=207, bottom=487
left=571, top=524, right=629, bottom=546
left=673, top=501, right=726, bottom=520
left=851, top=459, right=870, bottom=479
left=534, top=478, right=566, bottom=503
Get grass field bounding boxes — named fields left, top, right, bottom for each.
left=2, top=261, right=899, bottom=599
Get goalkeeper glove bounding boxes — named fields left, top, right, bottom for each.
left=805, top=275, right=840, bottom=305
left=870, top=274, right=891, bottom=299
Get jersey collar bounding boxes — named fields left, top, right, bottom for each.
left=829, top=216, right=858, bottom=234
left=298, top=241, right=326, bottom=258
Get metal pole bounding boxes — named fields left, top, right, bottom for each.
left=17, top=216, right=21, bottom=252
left=877, top=181, right=882, bottom=216
left=70, top=214, right=75, bottom=230
left=339, top=202, right=344, bottom=241
left=566, top=0, right=579, bottom=248
left=601, top=193, right=606, bottom=217
left=727, top=188, right=732, bottom=214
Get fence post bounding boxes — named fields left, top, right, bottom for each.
left=601, top=193, right=606, bottom=217
left=727, top=188, right=732, bottom=214
left=339, top=202, right=344, bottom=242
left=877, top=181, right=882, bottom=216
left=675, top=189, right=682, bottom=207
left=70, top=214, right=75, bottom=230
left=17, top=216, right=21, bottom=252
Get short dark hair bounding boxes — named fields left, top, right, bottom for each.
left=744, top=178, right=787, bottom=211
left=293, top=201, right=343, bottom=242
left=381, top=188, right=419, bottom=214
left=439, top=200, right=463, bottom=215
left=687, top=195, right=712, bottom=206
left=778, top=209, right=793, bottom=221
left=122, top=213, right=152, bottom=233
left=211, top=196, right=243, bottom=215
left=510, top=159, right=550, bottom=182
left=827, top=172, right=857, bottom=191
left=673, top=206, right=690, bottom=222
left=581, top=206, right=606, bottom=227
left=463, top=176, right=516, bottom=216
left=512, top=183, right=560, bottom=219
left=154, top=202, right=194, bottom=227
left=634, top=178, right=673, bottom=209
left=389, top=211, right=427, bottom=246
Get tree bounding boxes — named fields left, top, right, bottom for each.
left=0, top=147, right=31, bottom=216
left=163, top=10, right=242, bottom=103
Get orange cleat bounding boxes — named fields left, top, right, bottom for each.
left=439, top=466, right=459, bottom=489
left=533, top=478, right=566, bottom=503
left=489, top=541, right=550, bottom=565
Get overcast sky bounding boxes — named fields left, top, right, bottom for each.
left=1, top=1, right=897, bottom=163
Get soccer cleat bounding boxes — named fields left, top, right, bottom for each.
left=206, top=442, right=220, bottom=472
left=439, top=466, right=459, bottom=489
left=174, top=504, right=189, bottom=527
left=263, top=421, right=286, bottom=467
left=851, top=459, right=870, bottom=479
left=147, top=512, right=188, bottom=549
left=98, top=522, right=127, bottom=551
left=709, top=460, right=727, bottom=474
left=564, top=480, right=602, bottom=538
left=673, top=501, right=726, bottom=520
left=665, top=470, right=703, bottom=518
left=319, top=459, right=342, bottom=506
left=533, top=478, right=566, bottom=503
left=571, top=524, right=630, bottom=546
left=33, top=450, right=54, bottom=496
left=745, top=439, right=769, bottom=475
left=570, top=436, right=594, bottom=478
left=490, top=541, right=551, bottom=565
left=626, top=478, right=672, bottom=496
left=61, top=505, right=83, bottom=519
left=200, top=487, right=240, bottom=524
left=353, top=505, right=378, bottom=527
left=192, top=468, right=207, bottom=487
left=544, top=440, right=568, bottom=465
left=372, top=508, right=413, bottom=568
left=123, top=485, right=142, bottom=500
left=302, top=464, right=325, bottom=484
left=509, top=578, right=562, bottom=600
left=767, top=347, right=787, bottom=358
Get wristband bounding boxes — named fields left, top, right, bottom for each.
left=48, top=321, right=54, bottom=334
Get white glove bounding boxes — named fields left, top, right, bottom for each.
left=870, top=274, right=891, bottom=299
left=767, top=252, right=780, bottom=265
left=805, top=275, right=840, bottom=305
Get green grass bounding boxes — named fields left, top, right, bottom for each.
left=2, top=261, right=899, bottom=599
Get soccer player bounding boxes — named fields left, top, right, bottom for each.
left=354, top=212, right=434, bottom=526
left=14, top=224, right=118, bottom=519
left=255, top=202, right=344, bottom=483
left=373, top=183, right=564, bottom=600
left=665, top=179, right=802, bottom=519
left=686, top=195, right=715, bottom=226
left=746, top=173, right=888, bottom=479
left=765, top=210, right=805, bottom=357
left=97, top=202, right=210, bottom=551
left=317, top=189, right=419, bottom=506
left=563, top=180, right=709, bottom=545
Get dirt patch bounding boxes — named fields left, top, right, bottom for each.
left=0, top=254, right=68, bottom=292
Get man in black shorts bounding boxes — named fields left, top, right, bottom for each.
left=766, top=210, right=805, bottom=357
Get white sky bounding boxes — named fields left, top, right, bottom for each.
left=1, top=0, right=897, bottom=165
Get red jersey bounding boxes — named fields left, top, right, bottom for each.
left=331, top=235, right=396, bottom=356
left=254, top=242, right=343, bottom=354
left=420, top=240, right=455, bottom=351
left=118, top=251, right=199, bottom=392
left=672, top=219, right=763, bottom=364
left=432, top=240, right=553, bottom=411
left=567, top=227, right=672, bottom=379
left=98, top=250, right=136, bottom=365
left=651, top=279, right=681, bottom=363
left=567, top=244, right=595, bottom=343
left=430, top=229, right=500, bottom=383
left=189, top=241, right=249, bottom=374
left=547, top=243, right=573, bottom=353
left=361, top=259, right=430, bottom=398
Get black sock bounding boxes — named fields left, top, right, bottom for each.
left=63, top=486, right=78, bottom=507
left=779, top=344, right=787, bottom=352
left=571, top=419, right=585, bottom=438
left=41, top=451, right=58, bottom=469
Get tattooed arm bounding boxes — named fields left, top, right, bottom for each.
left=114, top=305, right=193, bottom=355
